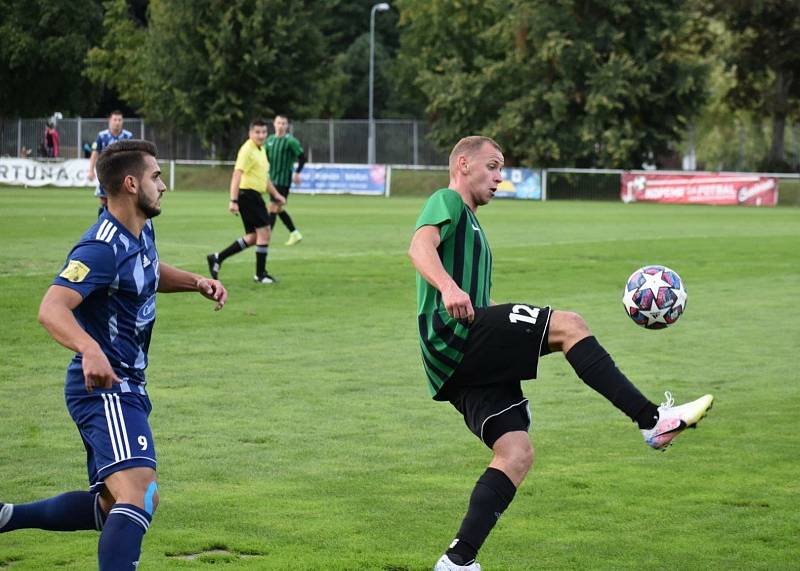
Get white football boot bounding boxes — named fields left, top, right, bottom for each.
left=641, top=391, right=714, bottom=450
left=434, top=554, right=481, bottom=571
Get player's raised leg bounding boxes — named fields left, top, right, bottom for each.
left=0, top=492, right=104, bottom=533
left=547, top=309, right=713, bottom=450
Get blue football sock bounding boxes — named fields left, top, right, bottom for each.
left=0, top=491, right=102, bottom=532
left=98, top=503, right=152, bottom=571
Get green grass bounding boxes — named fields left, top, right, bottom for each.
left=1, top=188, right=799, bottom=570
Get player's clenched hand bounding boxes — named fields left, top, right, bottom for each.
left=81, top=346, right=121, bottom=393
left=229, top=201, right=240, bottom=215
left=442, top=284, right=474, bottom=323
left=197, top=278, right=227, bottom=310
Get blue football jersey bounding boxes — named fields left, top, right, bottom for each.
left=92, top=129, right=133, bottom=197
left=93, top=129, right=134, bottom=154
left=53, top=211, right=160, bottom=394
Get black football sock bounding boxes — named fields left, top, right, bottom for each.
left=255, top=244, right=268, bottom=276
left=218, top=237, right=248, bottom=263
left=446, top=467, right=517, bottom=565
left=279, top=211, right=296, bottom=232
left=565, top=336, right=659, bottom=429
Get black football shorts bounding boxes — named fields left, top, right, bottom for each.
left=238, top=188, right=271, bottom=233
left=442, top=303, right=552, bottom=448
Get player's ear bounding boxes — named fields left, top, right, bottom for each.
left=460, top=156, right=470, bottom=175
left=123, top=174, right=138, bottom=194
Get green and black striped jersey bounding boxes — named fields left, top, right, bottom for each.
left=415, top=188, right=493, bottom=399
left=265, top=134, right=304, bottom=187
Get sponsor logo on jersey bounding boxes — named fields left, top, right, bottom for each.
left=137, top=294, right=157, bottom=323
left=59, top=260, right=91, bottom=282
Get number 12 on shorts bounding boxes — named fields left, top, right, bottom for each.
left=508, top=304, right=540, bottom=325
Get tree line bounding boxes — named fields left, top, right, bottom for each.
left=1, top=0, right=797, bottom=169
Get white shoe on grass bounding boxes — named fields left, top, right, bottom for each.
left=642, top=392, right=714, bottom=450
left=434, top=554, right=481, bottom=571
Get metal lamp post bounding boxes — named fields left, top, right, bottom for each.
left=368, top=2, right=390, bottom=164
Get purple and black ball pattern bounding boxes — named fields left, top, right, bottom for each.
left=622, top=265, right=687, bottom=329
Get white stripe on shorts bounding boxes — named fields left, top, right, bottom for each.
left=101, top=393, right=131, bottom=462
left=101, top=393, right=121, bottom=461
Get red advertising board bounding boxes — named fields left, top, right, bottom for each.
left=621, top=172, right=779, bottom=207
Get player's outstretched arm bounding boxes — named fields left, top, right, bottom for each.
left=157, top=262, right=227, bottom=310
left=408, top=225, right=474, bottom=322
left=38, top=285, right=120, bottom=392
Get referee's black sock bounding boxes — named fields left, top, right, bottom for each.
left=279, top=211, right=296, bottom=233
left=446, top=467, right=517, bottom=565
left=565, top=336, right=659, bottom=429
left=218, top=237, right=248, bottom=263
left=255, top=244, right=268, bottom=276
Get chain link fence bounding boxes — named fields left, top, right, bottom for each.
left=0, top=117, right=448, bottom=165
left=2, top=116, right=797, bottom=173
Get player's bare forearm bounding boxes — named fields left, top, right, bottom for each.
left=409, top=226, right=456, bottom=293
left=409, top=226, right=474, bottom=321
left=87, top=151, right=99, bottom=178
left=229, top=170, right=242, bottom=200
left=158, top=263, right=227, bottom=310
left=268, top=180, right=285, bottom=203
left=38, top=285, right=102, bottom=355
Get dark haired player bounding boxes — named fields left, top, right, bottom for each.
left=266, top=114, right=306, bottom=245
left=207, top=119, right=286, bottom=283
left=408, top=136, right=714, bottom=571
left=0, top=140, right=227, bottom=570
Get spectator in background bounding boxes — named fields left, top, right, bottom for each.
left=88, top=111, right=133, bottom=215
left=44, top=122, right=60, bottom=158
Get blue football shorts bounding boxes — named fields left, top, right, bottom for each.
left=94, top=184, right=106, bottom=198
left=66, top=388, right=156, bottom=493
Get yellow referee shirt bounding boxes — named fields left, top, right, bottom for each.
left=234, top=139, right=269, bottom=193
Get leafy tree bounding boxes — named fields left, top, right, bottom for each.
left=0, top=0, right=103, bottom=116
left=396, top=0, right=709, bottom=168
left=87, top=0, right=326, bottom=156
left=309, top=2, right=414, bottom=118
left=704, top=0, right=800, bottom=171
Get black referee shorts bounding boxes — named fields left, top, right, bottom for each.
left=441, top=303, right=552, bottom=449
left=238, top=188, right=271, bottom=233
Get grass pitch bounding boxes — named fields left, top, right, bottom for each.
left=1, top=188, right=798, bottom=570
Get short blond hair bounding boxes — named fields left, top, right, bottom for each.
left=449, top=136, right=503, bottom=174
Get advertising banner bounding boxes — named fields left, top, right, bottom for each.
left=0, top=158, right=91, bottom=187
left=496, top=167, right=543, bottom=200
left=293, top=164, right=387, bottom=196
left=621, top=172, right=778, bottom=207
